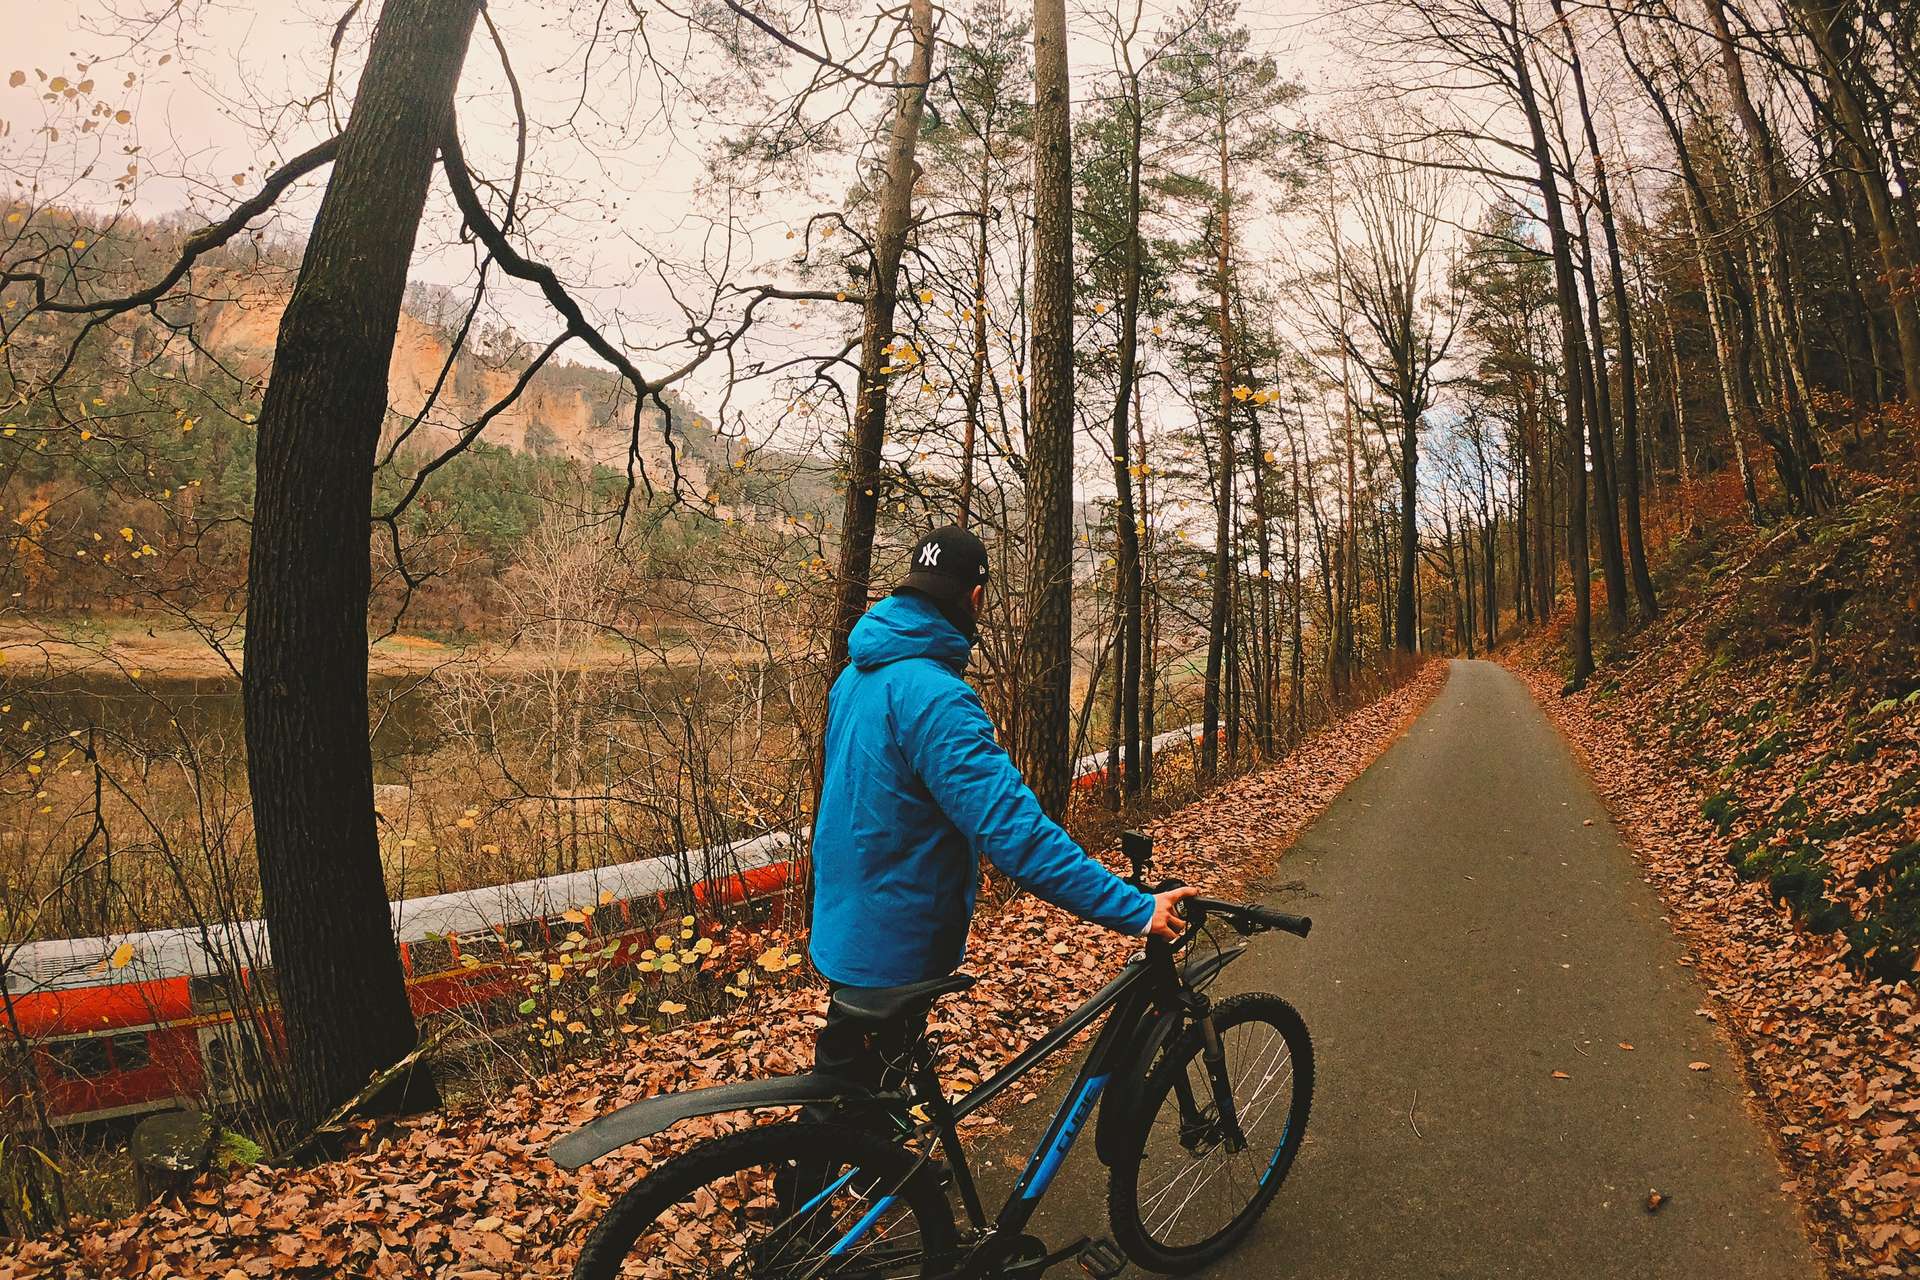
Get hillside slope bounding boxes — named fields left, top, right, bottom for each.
left=1517, top=454, right=1920, bottom=1275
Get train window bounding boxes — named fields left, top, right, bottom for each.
left=45, top=1037, right=112, bottom=1079
left=205, top=1036, right=232, bottom=1096
left=409, top=934, right=454, bottom=975
left=110, top=1032, right=151, bottom=1071
left=188, top=973, right=234, bottom=1011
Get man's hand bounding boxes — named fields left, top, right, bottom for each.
left=1146, top=886, right=1201, bottom=940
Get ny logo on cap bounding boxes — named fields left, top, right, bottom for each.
left=919, top=542, right=942, bottom=567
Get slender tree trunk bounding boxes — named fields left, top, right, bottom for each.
left=1791, top=0, right=1920, bottom=395
left=1572, top=223, right=1630, bottom=633
left=1332, top=239, right=1358, bottom=692
left=1552, top=0, right=1657, bottom=617
left=1138, top=376, right=1158, bottom=799
left=1510, top=19, right=1591, bottom=688
left=828, top=0, right=935, bottom=674
left=1248, top=403, right=1276, bottom=754
left=1202, top=91, right=1234, bottom=777
left=959, top=149, right=993, bottom=528
left=1707, top=0, right=1832, bottom=511
left=1684, top=188, right=1764, bottom=522
left=246, top=0, right=483, bottom=1126
left=1018, top=0, right=1076, bottom=814
left=1394, top=389, right=1418, bottom=653
left=1108, top=81, right=1147, bottom=794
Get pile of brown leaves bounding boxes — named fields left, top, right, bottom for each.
left=0, top=664, right=1443, bottom=1279
left=1514, top=648, right=1920, bottom=1277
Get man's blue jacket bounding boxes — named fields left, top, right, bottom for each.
left=809, top=591, right=1156, bottom=988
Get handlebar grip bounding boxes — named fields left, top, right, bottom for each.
left=1247, top=905, right=1312, bottom=937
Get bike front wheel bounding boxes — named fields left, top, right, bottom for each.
left=572, top=1120, right=955, bottom=1280
left=1106, top=992, right=1314, bottom=1273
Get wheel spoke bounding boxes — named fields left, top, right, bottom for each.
left=1125, top=1002, right=1310, bottom=1257
left=582, top=1128, right=944, bottom=1280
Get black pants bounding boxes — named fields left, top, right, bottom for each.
left=805, top=982, right=928, bottom=1128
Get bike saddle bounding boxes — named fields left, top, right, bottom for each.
left=831, top=973, right=977, bottom=1023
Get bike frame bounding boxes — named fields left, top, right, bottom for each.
left=886, top=935, right=1247, bottom=1277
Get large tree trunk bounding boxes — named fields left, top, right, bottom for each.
left=827, top=0, right=935, bottom=674
left=1017, top=0, right=1076, bottom=816
left=245, top=0, right=482, bottom=1127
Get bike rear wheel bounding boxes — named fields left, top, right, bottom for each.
left=572, top=1120, right=955, bottom=1280
left=1106, top=992, right=1313, bottom=1273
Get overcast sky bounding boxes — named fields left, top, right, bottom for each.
left=5, top=0, right=1391, bottom=484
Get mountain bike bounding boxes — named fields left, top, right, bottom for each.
left=550, top=831, right=1314, bottom=1278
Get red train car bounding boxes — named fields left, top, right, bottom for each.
left=3, top=831, right=798, bottom=1126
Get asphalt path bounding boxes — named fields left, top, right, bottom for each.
left=981, top=659, right=1823, bottom=1279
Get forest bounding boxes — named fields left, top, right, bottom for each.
left=0, top=0, right=1916, bottom=1274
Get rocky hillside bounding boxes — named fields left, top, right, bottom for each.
left=190, top=278, right=715, bottom=496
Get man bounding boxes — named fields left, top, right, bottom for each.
left=809, top=524, right=1196, bottom=1102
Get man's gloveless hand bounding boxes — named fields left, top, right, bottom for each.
left=1147, top=886, right=1201, bottom=940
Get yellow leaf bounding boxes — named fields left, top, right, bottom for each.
left=563, top=909, right=587, bottom=924
left=658, top=1000, right=687, bottom=1015
left=599, top=889, right=615, bottom=906
left=547, top=963, right=564, bottom=983
left=756, top=945, right=786, bottom=971
left=109, top=942, right=134, bottom=969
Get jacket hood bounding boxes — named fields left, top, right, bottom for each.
left=847, top=591, right=972, bottom=672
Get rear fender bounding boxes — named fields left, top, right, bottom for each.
left=1094, top=943, right=1249, bottom=1166
left=548, top=1073, right=876, bottom=1169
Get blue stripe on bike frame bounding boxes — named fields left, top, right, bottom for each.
left=796, top=1167, right=857, bottom=1218
left=1018, top=1074, right=1110, bottom=1200
left=825, top=1193, right=897, bottom=1257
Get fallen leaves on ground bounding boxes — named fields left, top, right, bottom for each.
left=1514, top=653, right=1920, bottom=1277
left=0, top=665, right=1446, bottom=1279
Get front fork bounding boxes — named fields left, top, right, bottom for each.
left=1172, top=994, right=1246, bottom=1153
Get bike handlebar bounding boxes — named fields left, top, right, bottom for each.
left=1175, top=893, right=1312, bottom=940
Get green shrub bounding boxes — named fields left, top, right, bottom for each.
left=1701, top=789, right=1740, bottom=834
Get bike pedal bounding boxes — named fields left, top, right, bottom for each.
left=1078, top=1237, right=1127, bottom=1279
